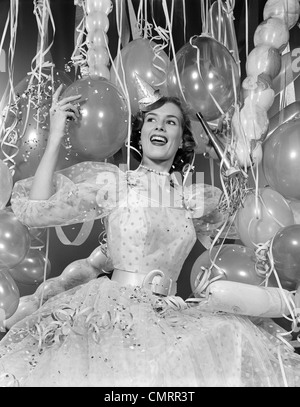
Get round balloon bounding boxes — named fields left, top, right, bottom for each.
left=253, top=17, right=289, bottom=53
left=8, top=249, right=51, bottom=285
left=246, top=45, right=281, bottom=79
left=62, top=76, right=129, bottom=160
left=234, top=187, right=295, bottom=249
left=271, top=224, right=300, bottom=284
left=0, top=210, right=31, bottom=268
left=190, top=244, right=265, bottom=293
left=0, top=160, right=13, bottom=209
left=0, top=269, right=20, bottom=320
left=262, top=117, right=300, bottom=200
left=110, top=38, right=170, bottom=116
left=263, top=0, right=300, bottom=29
left=267, top=101, right=300, bottom=138
left=10, top=68, right=73, bottom=182
left=167, top=36, right=240, bottom=121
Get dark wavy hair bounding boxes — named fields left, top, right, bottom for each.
left=130, top=96, right=197, bottom=173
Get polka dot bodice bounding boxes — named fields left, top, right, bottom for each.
left=11, top=162, right=223, bottom=281
left=107, top=204, right=196, bottom=279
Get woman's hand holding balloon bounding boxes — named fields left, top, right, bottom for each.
left=48, top=84, right=82, bottom=148
left=29, top=85, right=82, bottom=200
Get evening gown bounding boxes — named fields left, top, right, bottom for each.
left=0, top=161, right=300, bottom=387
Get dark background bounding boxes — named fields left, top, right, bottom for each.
left=0, top=0, right=299, bottom=301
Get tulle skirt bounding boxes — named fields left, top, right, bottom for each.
left=0, top=277, right=300, bottom=387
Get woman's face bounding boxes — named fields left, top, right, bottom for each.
left=140, top=102, right=183, bottom=164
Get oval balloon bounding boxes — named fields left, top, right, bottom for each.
left=167, top=36, right=240, bottom=121
left=0, top=210, right=31, bottom=268
left=62, top=76, right=129, bottom=160
left=110, top=38, right=170, bottom=116
left=262, top=117, right=300, bottom=200
left=0, top=160, right=13, bottom=209
left=190, top=244, right=265, bottom=293
left=0, top=269, right=20, bottom=320
left=234, top=187, right=295, bottom=249
left=271, top=224, right=300, bottom=284
left=8, top=249, right=51, bottom=285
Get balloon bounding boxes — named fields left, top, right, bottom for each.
left=86, top=30, right=108, bottom=48
left=190, top=244, right=265, bottom=293
left=0, top=210, right=31, bottom=268
left=232, top=100, right=269, bottom=142
left=87, top=46, right=109, bottom=69
left=110, top=38, right=170, bottom=116
left=167, top=36, right=240, bottom=121
left=262, top=117, right=300, bottom=200
left=242, top=74, right=275, bottom=111
left=0, top=159, right=13, bottom=209
left=86, top=0, right=112, bottom=14
left=195, top=279, right=288, bottom=316
left=62, top=76, right=129, bottom=160
left=234, top=187, right=294, bottom=249
left=271, top=224, right=300, bottom=284
left=263, top=0, right=300, bottom=29
left=246, top=45, right=281, bottom=79
left=207, top=0, right=240, bottom=67
left=8, top=249, right=51, bottom=285
left=86, top=11, right=109, bottom=32
left=272, top=49, right=300, bottom=96
left=0, top=269, right=20, bottom=320
left=253, top=17, right=289, bottom=53
left=9, top=68, right=73, bottom=182
left=289, top=200, right=300, bottom=224
left=267, top=101, right=300, bottom=138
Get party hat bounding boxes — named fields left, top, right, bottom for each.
left=134, top=72, right=162, bottom=111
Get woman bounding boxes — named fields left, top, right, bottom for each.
left=0, top=84, right=300, bottom=387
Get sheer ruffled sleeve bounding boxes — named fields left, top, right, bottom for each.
left=11, top=162, right=126, bottom=228
left=184, top=183, right=225, bottom=238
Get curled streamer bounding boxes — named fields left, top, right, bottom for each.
left=149, top=25, right=170, bottom=87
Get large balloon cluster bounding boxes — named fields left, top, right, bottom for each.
left=190, top=0, right=300, bottom=307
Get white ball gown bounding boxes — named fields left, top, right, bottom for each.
left=0, top=162, right=300, bottom=387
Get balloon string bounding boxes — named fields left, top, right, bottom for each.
left=110, top=0, right=132, bottom=171
left=162, top=0, right=186, bottom=104
left=149, top=1, right=170, bottom=87
left=70, top=2, right=88, bottom=75
left=0, top=0, right=19, bottom=174
left=182, top=0, right=186, bottom=45
left=200, top=0, right=209, bottom=35
left=126, top=0, right=141, bottom=40
left=244, top=0, right=249, bottom=58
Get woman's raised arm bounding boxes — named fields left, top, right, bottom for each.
left=29, top=84, right=81, bottom=200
